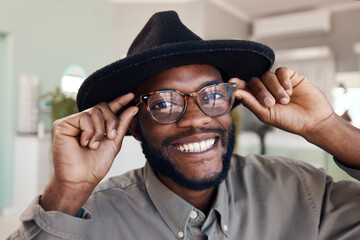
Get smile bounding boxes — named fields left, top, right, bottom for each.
left=174, top=138, right=216, bottom=153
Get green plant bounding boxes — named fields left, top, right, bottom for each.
left=43, top=87, right=78, bottom=123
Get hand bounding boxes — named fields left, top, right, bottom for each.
left=41, top=93, right=138, bottom=215
left=229, top=67, right=335, bottom=138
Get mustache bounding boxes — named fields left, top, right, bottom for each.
left=162, top=127, right=228, bottom=147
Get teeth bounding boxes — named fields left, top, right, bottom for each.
left=175, top=138, right=216, bottom=153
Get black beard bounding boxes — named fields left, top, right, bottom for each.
left=137, top=123, right=235, bottom=191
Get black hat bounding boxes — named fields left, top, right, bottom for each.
left=76, top=10, right=275, bottom=112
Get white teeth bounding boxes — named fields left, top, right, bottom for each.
left=189, top=144, right=194, bottom=152
left=175, top=138, right=216, bottom=153
left=194, top=143, right=200, bottom=152
left=184, top=144, right=189, bottom=151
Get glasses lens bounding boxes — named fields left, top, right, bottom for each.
left=199, top=84, right=234, bottom=116
left=147, top=91, right=185, bottom=123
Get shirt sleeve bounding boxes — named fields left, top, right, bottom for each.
left=334, top=158, right=360, bottom=180
left=300, top=158, right=360, bottom=239
left=7, top=196, right=92, bottom=240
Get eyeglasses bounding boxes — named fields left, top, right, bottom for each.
left=136, top=82, right=237, bottom=124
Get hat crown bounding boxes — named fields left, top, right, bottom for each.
left=127, top=11, right=202, bottom=56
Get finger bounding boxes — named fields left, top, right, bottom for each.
left=247, top=77, right=275, bottom=108
left=114, top=106, right=139, bottom=148
left=108, top=93, right=135, bottom=113
left=229, top=78, right=247, bottom=101
left=87, top=107, right=106, bottom=149
left=234, top=88, right=269, bottom=122
left=275, top=67, right=293, bottom=96
left=277, top=67, right=307, bottom=89
left=261, top=71, right=290, bottom=105
left=93, top=102, right=119, bottom=140
left=77, top=112, right=96, bottom=147
left=229, top=78, right=246, bottom=90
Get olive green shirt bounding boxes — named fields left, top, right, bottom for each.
left=8, top=154, right=360, bottom=239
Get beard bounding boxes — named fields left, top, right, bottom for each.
left=137, top=123, right=235, bottom=191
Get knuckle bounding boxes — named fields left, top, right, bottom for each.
left=96, top=102, right=109, bottom=111
left=79, top=111, right=91, bottom=119
left=92, top=106, right=102, bottom=115
left=51, top=121, right=61, bottom=135
left=261, top=71, right=273, bottom=80
left=97, top=102, right=107, bottom=108
left=51, top=119, right=60, bottom=131
left=276, top=67, right=287, bottom=74
left=113, top=101, right=124, bottom=110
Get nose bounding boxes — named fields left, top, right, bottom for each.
left=176, top=97, right=212, bottom=128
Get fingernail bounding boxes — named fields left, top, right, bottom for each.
left=132, top=107, right=139, bottom=116
left=264, top=97, right=274, bottom=106
left=84, top=140, right=89, bottom=146
left=280, top=97, right=290, bottom=104
left=110, top=129, right=116, bottom=138
left=92, top=141, right=100, bottom=149
left=286, top=89, right=292, bottom=96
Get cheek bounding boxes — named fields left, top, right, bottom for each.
left=138, top=108, right=174, bottom=146
left=216, top=113, right=233, bottom=131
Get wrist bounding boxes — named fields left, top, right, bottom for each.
left=302, top=112, right=339, bottom=145
left=40, top=178, right=94, bottom=216
left=303, top=113, right=360, bottom=168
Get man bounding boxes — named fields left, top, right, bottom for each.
left=9, top=11, right=360, bottom=240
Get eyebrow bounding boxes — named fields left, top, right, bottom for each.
left=203, top=79, right=223, bottom=87
left=140, top=79, right=223, bottom=95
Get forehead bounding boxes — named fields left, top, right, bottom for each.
left=135, top=64, right=223, bottom=95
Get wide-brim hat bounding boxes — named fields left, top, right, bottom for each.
left=76, top=10, right=275, bottom=113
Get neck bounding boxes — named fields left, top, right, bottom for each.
left=157, top=174, right=217, bottom=215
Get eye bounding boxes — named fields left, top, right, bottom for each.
left=150, top=101, right=177, bottom=110
left=203, top=92, right=223, bottom=100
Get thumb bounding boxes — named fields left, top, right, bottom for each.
left=114, top=106, right=139, bottom=149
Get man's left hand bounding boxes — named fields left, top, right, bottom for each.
left=229, top=67, right=334, bottom=138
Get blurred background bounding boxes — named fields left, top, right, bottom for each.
left=1, top=0, right=360, bottom=237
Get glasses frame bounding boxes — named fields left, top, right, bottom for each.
left=136, top=82, right=237, bottom=124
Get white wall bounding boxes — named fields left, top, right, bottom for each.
left=259, top=8, right=360, bottom=72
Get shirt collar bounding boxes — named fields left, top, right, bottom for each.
left=144, top=162, right=230, bottom=238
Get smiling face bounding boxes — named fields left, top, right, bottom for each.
left=131, top=64, right=235, bottom=191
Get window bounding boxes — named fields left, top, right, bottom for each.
left=61, top=65, right=87, bottom=96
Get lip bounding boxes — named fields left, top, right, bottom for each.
left=169, top=132, right=220, bottom=146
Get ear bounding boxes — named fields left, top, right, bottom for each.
left=129, top=115, right=141, bottom=141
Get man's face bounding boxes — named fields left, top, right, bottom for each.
left=132, top=64, right=235, bottom=190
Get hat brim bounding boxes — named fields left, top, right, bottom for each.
left=77, top=39, right=275, bottom=113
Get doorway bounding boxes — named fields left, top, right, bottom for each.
left=0, top=33, right=14, bottom=213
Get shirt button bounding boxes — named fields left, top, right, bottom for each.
left=189, top=210, right=198, bottom=219
left=177, top=230, right=184, bottom=238
left=223, top=224, right=228, bottom=232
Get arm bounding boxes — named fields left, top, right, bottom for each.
left=229, top=67, right=360, bottom=168
left=8, top=93, right=138, bottom=239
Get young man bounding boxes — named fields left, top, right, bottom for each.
left=9, top=11, right=360, bottom=240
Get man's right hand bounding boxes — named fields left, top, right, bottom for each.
left=40, top=93, right=138, bottom=216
